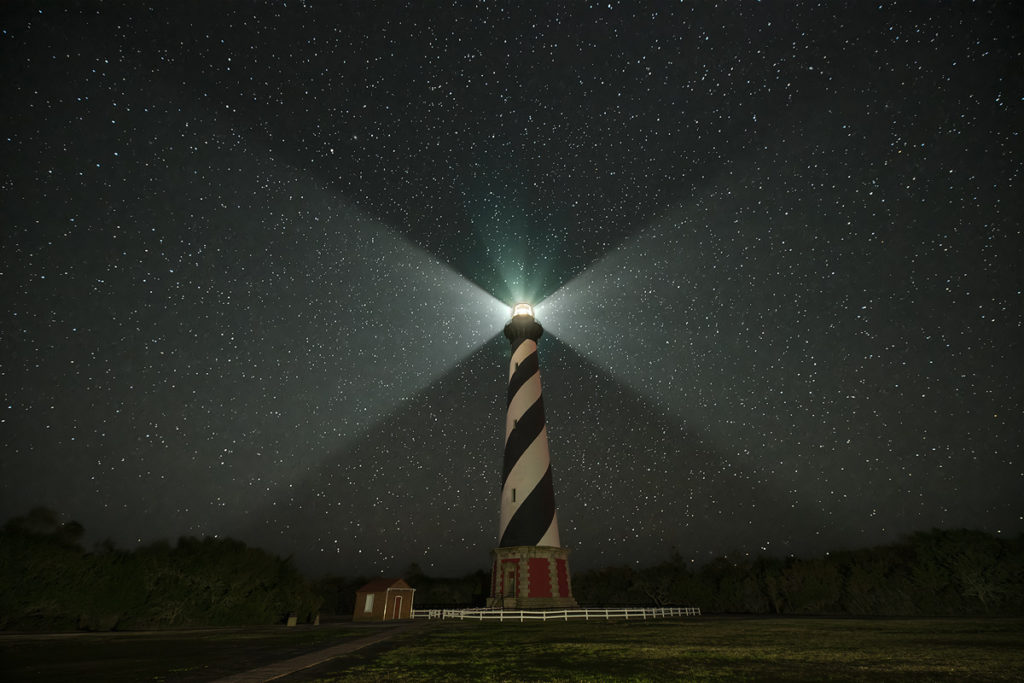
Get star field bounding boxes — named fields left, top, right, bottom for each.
left=1, top=2, right=1021, bottom=576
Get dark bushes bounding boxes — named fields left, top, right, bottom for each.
left=0, top=508, right=321, bottom=631
left=572, top=530, right=1024, bottom=615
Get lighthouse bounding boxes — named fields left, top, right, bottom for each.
left=487, top=303, right=576, bottom=608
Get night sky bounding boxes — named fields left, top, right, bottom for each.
left=2, top=2, right=1021, bottom=578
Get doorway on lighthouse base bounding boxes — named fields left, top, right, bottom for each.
left=487, top=545, right=577, bottom=608
left=504, top=564, right=517, bottom=605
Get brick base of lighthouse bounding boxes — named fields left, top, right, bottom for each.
left=486, top=546, right=577, bottom=608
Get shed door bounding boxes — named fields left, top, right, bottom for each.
left=392, top=594, right=403, bottom=619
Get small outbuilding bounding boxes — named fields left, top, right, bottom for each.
left=353, top=578, right=416, bottom=621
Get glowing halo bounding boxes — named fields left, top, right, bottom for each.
left=512, top=302, right=534, bottom=318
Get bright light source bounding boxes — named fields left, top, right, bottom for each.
left=512, top=303, right=534, bottom=318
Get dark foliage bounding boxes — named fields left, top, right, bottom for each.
left=0, top=508, right=321, bottom=631
left=4, top=508, right=1019, bottom=630
left=572, top=530, right=1024, bottom=615
left=311, top=574, right=370, bottom=616
left=401, top=563, right=490, bottom=608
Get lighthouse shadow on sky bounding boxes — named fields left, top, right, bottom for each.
left=220, top=181, right=861, bottom=575
left=242, top=326, right=824, bottom=576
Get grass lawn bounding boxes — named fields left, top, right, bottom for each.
left=0, top=622, right=395, bottom=683
left=280, top=616, right=1024, bottom=682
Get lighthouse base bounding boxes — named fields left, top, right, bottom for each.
left=486, top=545, right=577, bottom=608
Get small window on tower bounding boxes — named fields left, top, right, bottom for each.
left=512, top=488, right=516, bottom=502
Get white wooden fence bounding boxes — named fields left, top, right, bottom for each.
left=412, top=606, right=700, bottom=621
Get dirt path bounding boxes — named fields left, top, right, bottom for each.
left=211, top=620, right=428, bottom=683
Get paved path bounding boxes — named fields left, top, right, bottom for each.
left=212, top=621, right=428, bottom=683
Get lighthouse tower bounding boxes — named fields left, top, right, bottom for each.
left=487, top=303, right=576, bottom=608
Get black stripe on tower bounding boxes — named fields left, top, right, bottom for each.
left=503, top=396, right=546, bottom=483
left=506, top=351, right=539, bottom=406
left=500, top=469, right=556, bottom=546
left=507, top=335, right=533, bottom=356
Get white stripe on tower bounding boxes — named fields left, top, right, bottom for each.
left=509, top=338, right=536, bottom=374
left=500, top=307, right=561, bottom=548
left=499, top=426, right=551, bottom=540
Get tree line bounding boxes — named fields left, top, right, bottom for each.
left=3, top=507, right=1021, bottom=631
left=0, top=508, right=320, bottom=631
left=317, top=529, right=1024, bottom=616
left=573, top=529, right=1024, bottom=615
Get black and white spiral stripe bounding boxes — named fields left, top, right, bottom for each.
left=499, top=335, right=560, bottom=547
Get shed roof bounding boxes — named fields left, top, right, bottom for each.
left=356, top=577, right=414, bottom=593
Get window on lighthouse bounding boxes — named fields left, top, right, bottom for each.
left=512, top=488, right=516, bottom=502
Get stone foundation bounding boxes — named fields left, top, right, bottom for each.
left=486, top=545, right=576, bottom=608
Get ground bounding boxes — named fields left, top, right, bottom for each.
left=2, top=617, right=1022, bottom=682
